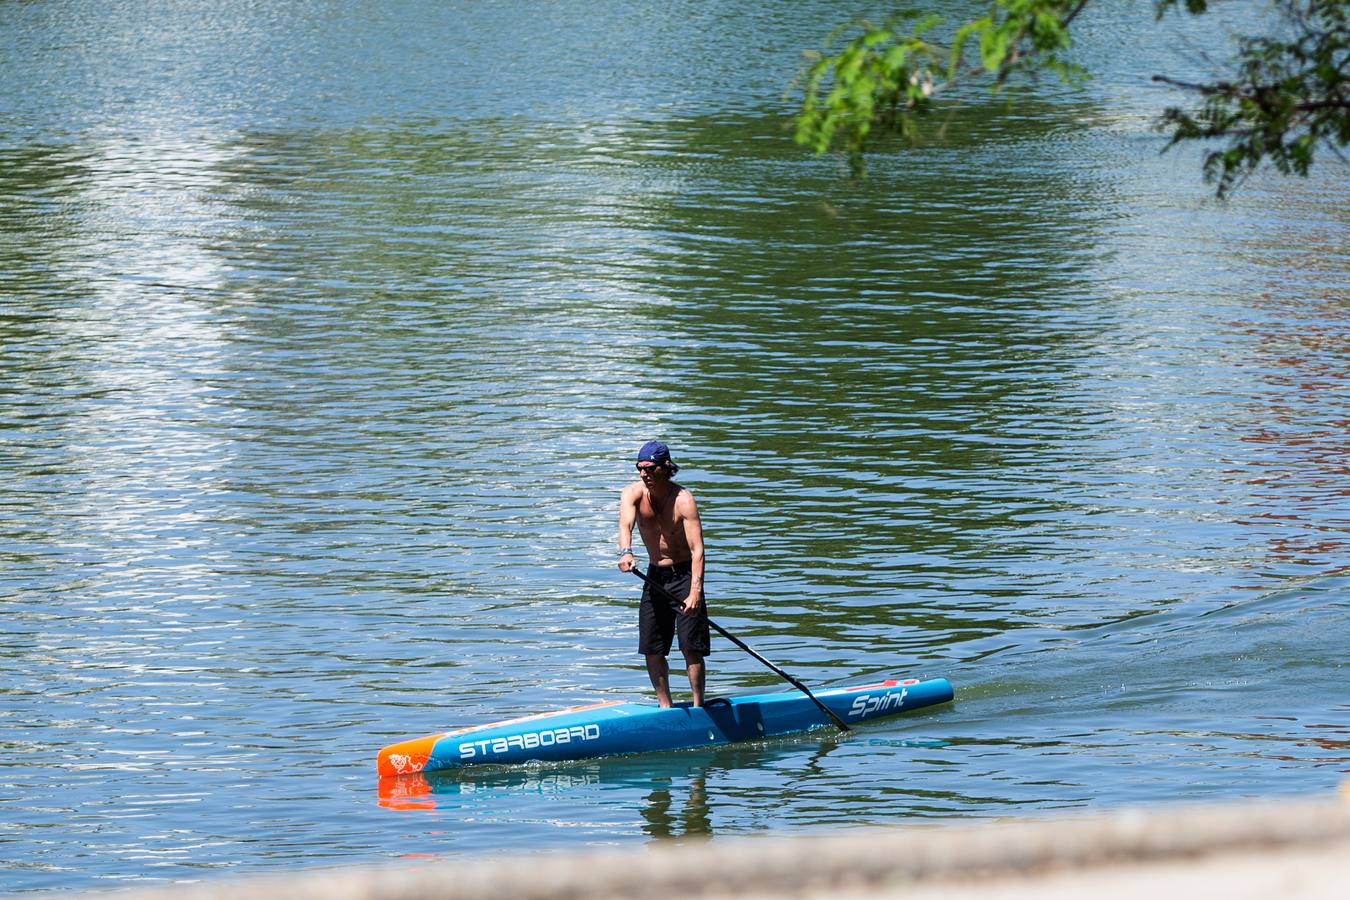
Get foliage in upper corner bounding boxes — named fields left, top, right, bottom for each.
left=1154, top=0, right=1350, bottom=196
left=793, top=1, right=1091, bottom=176
left=794, top=0, right=1350, bottom=197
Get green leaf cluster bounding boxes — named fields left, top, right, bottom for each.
left=794, top=13, right=946, bottom=175
left=953, top=0, right=1085, bottom=84
left=794, top=2, right=1089, bottom=175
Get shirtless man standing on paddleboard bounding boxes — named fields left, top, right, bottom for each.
left=617, top=441, right=709, bottom=707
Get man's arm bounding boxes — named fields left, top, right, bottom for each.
left=617, top=483, right=639, bottom=572
left=678, top=491, right=704, bottom=613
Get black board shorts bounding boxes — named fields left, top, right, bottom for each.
left=638, top=562, right=711, bottom=658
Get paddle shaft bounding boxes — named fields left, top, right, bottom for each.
left=628, top=566, right=850, bottom=732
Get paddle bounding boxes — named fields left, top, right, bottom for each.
left=627, top=566, right=850, bottom=733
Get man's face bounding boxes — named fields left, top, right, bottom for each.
left=636, top=461, right=666, bottom=485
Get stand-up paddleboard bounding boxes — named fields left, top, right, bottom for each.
left=377, top=676, right=953, bottom=777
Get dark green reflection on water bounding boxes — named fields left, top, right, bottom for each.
left=560, top=102, right=1121, bottom=648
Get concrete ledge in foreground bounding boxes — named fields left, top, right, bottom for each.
left=67, top=791, right=1350, bottom=900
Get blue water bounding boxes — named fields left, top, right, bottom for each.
left=1, top=0, right=1346, bottom=893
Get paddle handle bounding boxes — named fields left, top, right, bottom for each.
left=628, top=566, right=851, bottom=732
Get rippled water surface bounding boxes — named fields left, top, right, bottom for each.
left=2, top=1, right=1347, bottom=893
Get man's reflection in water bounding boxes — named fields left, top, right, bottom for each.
left=637, top=738, right=844, bottom=842
left=639, top=769, right=712, bottom=841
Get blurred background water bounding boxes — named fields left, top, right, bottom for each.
left=1, top=0, right=1346, bottom=893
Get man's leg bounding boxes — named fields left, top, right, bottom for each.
left=683, top=652, right=706, bottom=707
left=646, top=653, right=672, bottom=707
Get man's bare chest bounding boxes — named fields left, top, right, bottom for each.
left=637, top=493, right=681, bottom=531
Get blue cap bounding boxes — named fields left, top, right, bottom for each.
left=637, top=441, right=672, bottom=465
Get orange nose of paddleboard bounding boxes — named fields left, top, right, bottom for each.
left=377, top=733, right=440, bottom=778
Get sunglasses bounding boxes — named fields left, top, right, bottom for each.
left=635, top=463, right=663, bottom=475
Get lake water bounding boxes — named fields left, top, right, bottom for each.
left=1, top=1, right=1346, bottom=893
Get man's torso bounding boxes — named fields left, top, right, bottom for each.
left=633, top=481, right=691, bottom=565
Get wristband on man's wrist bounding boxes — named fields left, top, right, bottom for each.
left=618, top=548, right=634, bottom=558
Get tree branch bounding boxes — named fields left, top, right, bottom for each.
left=1155, top=74, right=1350, bottom=113
left=1151, top=74, right=1234, bottom=95
left=1062, top=0, right=1093, bottom=28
